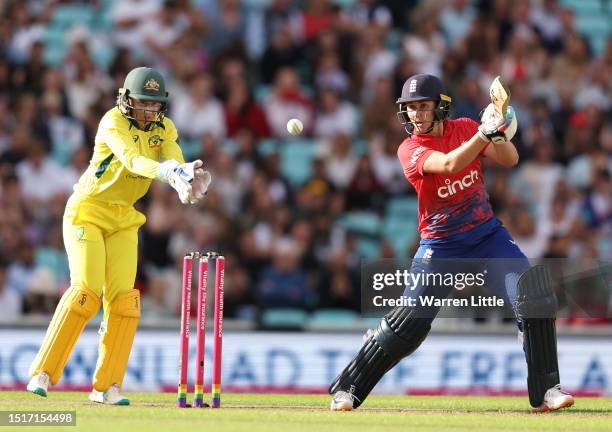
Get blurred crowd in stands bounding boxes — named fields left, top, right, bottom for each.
left=0, top=0, right=610, bottom=325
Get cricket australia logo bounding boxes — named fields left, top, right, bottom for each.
left=144, top=78, right=160, bottom=91
left=148, top=135, right=163, bottom=148
left=75, top=226, right=85, bottom=241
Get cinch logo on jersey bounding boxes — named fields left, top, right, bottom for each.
left=437, top=170, right=479, bottom=198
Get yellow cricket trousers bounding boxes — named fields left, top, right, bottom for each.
left=29, top=193, right=145, bottom=390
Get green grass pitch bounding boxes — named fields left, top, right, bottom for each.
left=0, top=392, right=611, bottom=432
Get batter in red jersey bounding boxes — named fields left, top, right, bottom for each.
left=399, top=115, right=494, bottom=238
left=328, top=74, right=574, bottom=414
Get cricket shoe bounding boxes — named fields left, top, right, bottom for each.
left=532, top=384, right=574, bottom=413
left=330, top=391, right=357, bottom=411
left=89, top=384, right=130, bottom=406
left=27, top=372, right=50, bottom=397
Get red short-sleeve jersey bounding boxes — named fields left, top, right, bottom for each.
left=397, top=118, right=494, bottom=239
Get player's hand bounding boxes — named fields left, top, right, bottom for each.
left=188, top=168, right=212, bottom=204
left=158, top=159, right=202, bottom=204
left=478, top=103, right=508, bottom=145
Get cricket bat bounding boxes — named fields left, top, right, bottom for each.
left=489, top=76, right=511, bottom=116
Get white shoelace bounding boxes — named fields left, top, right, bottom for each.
left=39, top=373, right=50, bottom=387
left=106, top=384, right=121, bottom=396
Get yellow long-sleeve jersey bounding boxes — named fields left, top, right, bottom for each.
left=75, top=107, right=185, bottom=206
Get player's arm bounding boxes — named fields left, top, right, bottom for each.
left=483, top=138, right=519, bottom=167
left=100, top=124, right=161, bottom=178
left=422, top=133, right=489, bottom=174
left=100, top=119, right=200, bottom=204
left=159, top=119, right=211, bottom=203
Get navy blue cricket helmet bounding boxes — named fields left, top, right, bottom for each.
left=396, top=74, right=452, bottom=135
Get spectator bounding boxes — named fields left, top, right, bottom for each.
left=372, top=129, right=410, bottom=195
left=111, top=0, right=161, bottom=53
left=314, top=53, right=350, bottom=96
left=222, top=253, right=256, bottom=319
left=322, top=133, right=358, bottom=189
left=439, top=0, right=476, bottom=48
left=314, top=86, right=358, bottom=138
left=318, top=269, right=360, bottom=311
left=201, top=0, right=247, bottom=57
left=511, top=139, right=563, bottom=219
left=23, top=267, right=59, bottom=315
left=345, top=155, right=383, bottom=211
left=142, top=182, right=183, bottom=270
left=258, top=238, right=310, bottom=309
left=210, top=151, right=247, bottom=217
left=263, top=67, right=313, bottom=138
left=0, top=256, right=22, bottom=322
left=63, top=41, right=112, bottom=120
left=582, top=170, right=612, bottom=230
left=402, top=4, right=446, bottom=76
left=340, top=0, right=392, bottom=33
left=15, top=139, right=73, bottom=208
left=6, top=241, right=37, bottom=298
left=41, top=91, right=85, bottom=165
left=141, top=0, right=190, bottom=63
left=172, top=74, right=226, bottom=140
left=223, top=78, right=271, bottom=139
left=0, top=129, right=30, bottom=169
left=501, top=205, right=548, bottom=258
left=291, top=0, right=335, bottom=43
left=362, top=76, right=397, bottom=140
left=261, top=21, right=302, bottom=84
left=530, top=0, right=565, bottom=53
left=356, top=25, right=396, bottom=103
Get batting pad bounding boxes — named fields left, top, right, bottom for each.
left=93, top=289, right=141, bottom=392
left=29, top=286, right=101, bottom=385
left=329, top=307, right=430, bottom=407
left=516, top=265, right=560, bottom=407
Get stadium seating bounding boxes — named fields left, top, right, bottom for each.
left=385, top=197, right=418, bottom=219
left=339, top=211, right=382, bottom=237
left=561, top=0, right=611, bottom=56
left=307, top=309, right=361, bottom=330
left=51, top=4, right=94, bottom=28
left=260, top=308, right=309, bottom=330
left=382, top=218, right=418, bottom=259
left=279, top=139, right=317, bottom=186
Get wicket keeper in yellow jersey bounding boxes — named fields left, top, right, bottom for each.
left=26, top=67, right=211, bottom=405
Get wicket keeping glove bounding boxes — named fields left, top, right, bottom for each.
left=189, top=168, right=212, bottom=204
left=157, top=159, right=202, bottom=204
left=478, top=103, right=508, bottom=145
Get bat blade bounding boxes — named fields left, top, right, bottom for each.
left=489, top=76, right=510, bottom=116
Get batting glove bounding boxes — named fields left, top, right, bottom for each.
left=478, top=103, right=508, bottom=145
